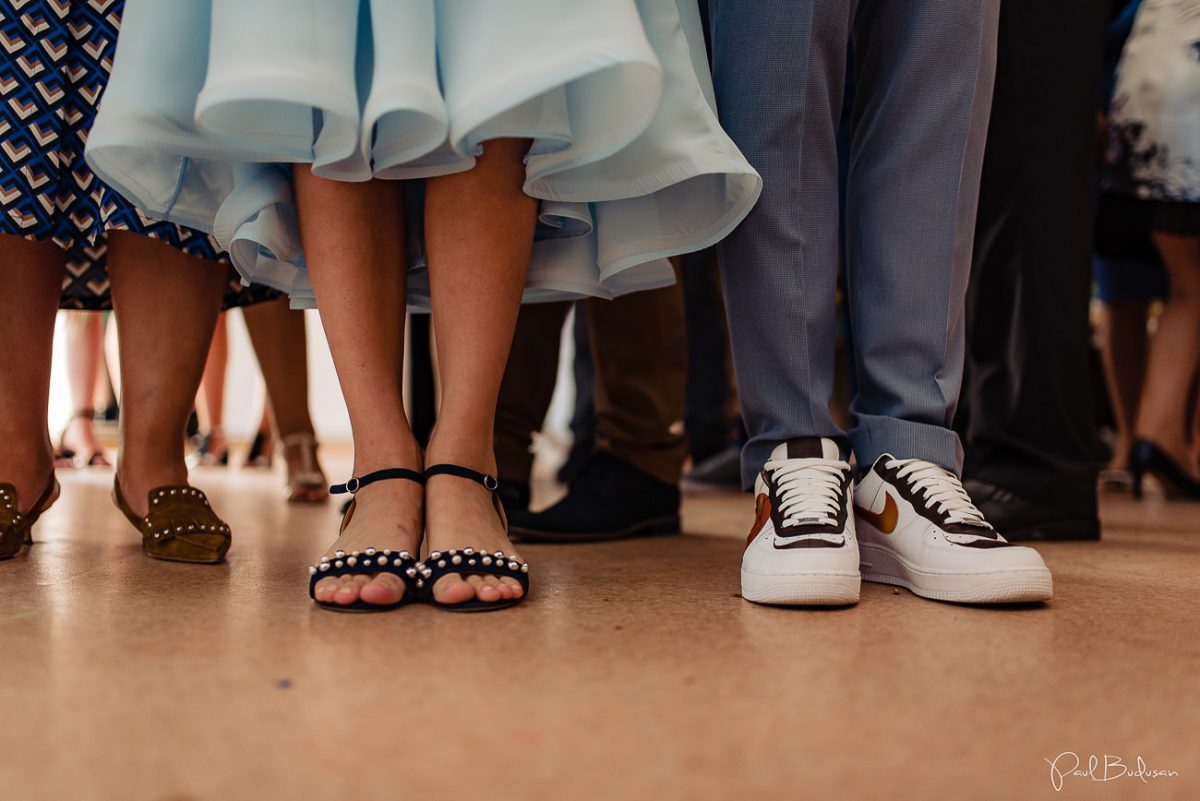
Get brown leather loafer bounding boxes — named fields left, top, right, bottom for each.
left=0, top=474, right=58, bottom=560
left=113, top=479, right=231, bottom=564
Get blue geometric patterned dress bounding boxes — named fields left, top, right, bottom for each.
left=0, top=0, right=276, bottom=309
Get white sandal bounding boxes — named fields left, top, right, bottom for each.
left=280, top=432, right=329, bottom=504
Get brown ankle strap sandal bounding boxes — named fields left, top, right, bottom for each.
left=0, top=474, right=58, bottom=560
left=112, top=479, right=231, bottom=564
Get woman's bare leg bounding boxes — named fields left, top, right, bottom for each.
left=59, top=311, right=108, bottom=464
left=0, top=235, right=62, bottom=511
left=294, top=167, right=421, bottom=606
left=196, top=312, right=229, bottom=462
left=104, top=315, right=122, bottom=397
left=106, top=231, right=226, bottom=516
left=1191, top=374, right=1200, bottom=472
left=1135, top=232, right=1200, bottom=475
left=242, top=297, right=327, bottom=499
left=1097, top=300, right=1150, bottom=471
left=424, top=138, right=538, bottom=605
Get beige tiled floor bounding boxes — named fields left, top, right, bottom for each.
left=2, top=457, right=1198, bottom=801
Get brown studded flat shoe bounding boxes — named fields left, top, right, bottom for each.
left=0, top=474, right=59, bottom=560
left=112, top=479, right=231, bottom=564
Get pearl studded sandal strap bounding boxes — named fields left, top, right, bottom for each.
left=418, top=466, right=525, bottom=610
left=414, top=548, right=530, bottom=611
left=308, top=549, right=420, bottom=610
left=330, top=467, right=425, bottom=496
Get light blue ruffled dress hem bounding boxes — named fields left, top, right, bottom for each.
left=85, top=0, right=761, bottom=310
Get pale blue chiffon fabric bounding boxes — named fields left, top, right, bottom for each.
left=85, top=0, right=760, bottom=309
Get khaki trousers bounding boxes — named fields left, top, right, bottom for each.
left=495, top=275, right=687, bottom=486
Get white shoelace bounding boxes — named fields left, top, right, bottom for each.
left=766, top=458, right=848, bottom=528
left=889, top=459, right=990, bottom=528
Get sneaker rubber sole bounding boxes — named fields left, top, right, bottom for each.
left=858, top=541, right=1053, bottom=603
left=740, top=569, right=861, bottom=606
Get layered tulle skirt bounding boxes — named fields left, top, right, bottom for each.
left=85, top=0, right=760, bottom=308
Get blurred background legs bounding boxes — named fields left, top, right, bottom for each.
left=680, top=247, right=745, bottom=490
left=54, top=311, right=112, bottom=467
left=242, top=296, right=329, bottom=503
left=1130, top=231, right=1200, bottom=497
left=495, top=271, right=687, bottom=542
left=1096, top=298, right=1151, bottom=486
left=195, top=311, right=230, bottom=465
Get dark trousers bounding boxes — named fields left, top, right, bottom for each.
left=957, top=0, right=1108, bottom=509
left=494, top=276, right=688, bottom=487
left=681, top=247, right=737, bottom=464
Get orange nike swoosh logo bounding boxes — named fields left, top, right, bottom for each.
left=855, top=493, right=898, bottom=534
left=746, top=493, right=772, bottom=549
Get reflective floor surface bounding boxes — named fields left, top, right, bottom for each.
left=2, top=455, right=1197, bottom=800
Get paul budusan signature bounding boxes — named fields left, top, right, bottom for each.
left=1045, top=752, right=1179, bottom=791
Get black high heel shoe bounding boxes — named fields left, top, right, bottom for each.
left=1128, top=439, right=1200, bottom=500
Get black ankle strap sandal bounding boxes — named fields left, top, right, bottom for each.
left=418, top=464, right=530, bottom=612
left=330, top=467, right=425, bottom=496
left=308, top=467, right=425, bottom=612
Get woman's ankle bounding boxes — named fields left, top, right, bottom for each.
left=117, top=452, right=188, bottom=493
left=351, top=437, right=424, bottom=477
left=0, top=444, right=54, bottom=502
left=425, top=431, right=496, bottom=474
left=62, top=415, right=99, bottom=450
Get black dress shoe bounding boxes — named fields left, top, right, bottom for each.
left=963, top=478, right=1100, bottom=541
left=556, top=436, right=595, bottom=485
left=683, top=443, right=743, bottom=489
left=497, top=479, right=531, bottom=515
left=509, top=451, right=681, bottom=542
left=1129, top=438, right=1200, bottom=500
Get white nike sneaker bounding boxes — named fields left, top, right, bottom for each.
left=741, top=438, right=861, bottom=605
left=854, top=455, right=1053, bottom=603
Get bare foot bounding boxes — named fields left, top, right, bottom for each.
left=196, top=428, right=228, bottom=466
left=282, top=433, right=329, bottom=504
left=58, top=415, right=109, bottom=467
left=310, top=477, right=424, bottom=607
left=424, top=470, right=525, bottom=606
